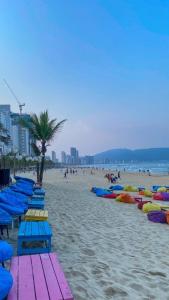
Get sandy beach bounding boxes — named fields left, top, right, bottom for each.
left=8, top=168, right=169, bottom=300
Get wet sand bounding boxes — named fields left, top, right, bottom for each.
left=8, top=169, right=169, bottom=299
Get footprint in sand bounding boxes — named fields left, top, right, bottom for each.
left=104, top=287, right=128, bottom=298
left=81, top=248, right=95, bottom=256
left=148, top=271, right=166, bottom=277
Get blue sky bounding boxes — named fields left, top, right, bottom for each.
left=0, top=0, right=169, bottom=157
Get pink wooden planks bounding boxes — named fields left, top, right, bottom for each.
left=40, top=253, right=63, bottom=300
left=7, top=253, right=74, bottom=300
left=31, top=254, right=50, bottom=300
left=8, top=257, right=19, bottom=300
left=50, top=253, right=74, bottom=300
left=18, top=255, right=36, bottom=300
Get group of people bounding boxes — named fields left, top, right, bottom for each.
left=105, top=171, right=121, bottom=183
left=64, top=168, right=78, bottom=178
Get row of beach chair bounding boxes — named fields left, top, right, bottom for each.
left=0, top=176, right=74, bottom=300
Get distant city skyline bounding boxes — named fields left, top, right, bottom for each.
left=0, top=1, right=169, bottom=156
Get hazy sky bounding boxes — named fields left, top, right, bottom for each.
left=0, top=0, right=169, bottom=158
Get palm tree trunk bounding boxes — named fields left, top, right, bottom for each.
left=39, top=155, right=45, bottom=184
left=36, top=161, right=40, bottom=183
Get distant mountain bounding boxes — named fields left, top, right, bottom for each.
left=94, top=148, right=169, bottom=163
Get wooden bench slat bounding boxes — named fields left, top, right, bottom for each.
left=26, top=221, right=32, bottom=236
left=50, top=253, right=74, bottom=300
left=43, top=221, right=52, bottom=236
left=31, top=221, right=39, bottom=236
left=31, top=254, right=50, bottom=300
left=40, top=254, right=63, bottom=300
left=18, top=255, right=36, bottom=300
left=8, top=257, right=19, bottom=300
left=18, top=221, right=26, bottom=236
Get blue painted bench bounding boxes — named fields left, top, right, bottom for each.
left=8, top=253, right=74, bottom=300
left=28, top=199, right=44, bottom=209
left=34, top=188, right=45, bottom=196
left=17, top=221, right=52, bottom=255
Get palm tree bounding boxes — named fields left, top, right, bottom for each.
left=20, top=111, right=66, bottom=184
left=31, top=142, right=41, bottom=182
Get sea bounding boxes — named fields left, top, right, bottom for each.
left=84, top=162, right=169, bottom=176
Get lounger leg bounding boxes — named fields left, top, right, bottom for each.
left=7, top=226, right=9, bottom=238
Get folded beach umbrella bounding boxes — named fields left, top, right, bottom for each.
left=0, top=267, right=13, bottom=300
left=0, top=208, right=12, bottom=225
left=0, top=241, right=13, bottom=264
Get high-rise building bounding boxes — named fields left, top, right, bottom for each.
left=70, top=147, right=79, bottom=164
left=0, top=105, right=12, bottom=154
left=52, top=151, right=56, bottom=163
left=80, top=155, right=94, bottom=165
left=11, top=113, right=34, bottom=156
left=61, top=151, right=66, bottom=164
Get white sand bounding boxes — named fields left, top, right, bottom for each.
left=8, top=169, right=169, bottom=299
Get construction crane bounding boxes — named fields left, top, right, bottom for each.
left=3, top=79, right=25, bottom=114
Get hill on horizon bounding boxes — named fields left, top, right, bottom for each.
left=94, top=148, right=169, bottom=163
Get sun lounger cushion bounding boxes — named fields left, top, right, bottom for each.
left=143, top=203, right=161, bottom=213
left=161, top=192, right=169, bottom=201
left=147, top=211, right=167, bottom=223
left=0, top=241, right=13, bottom=263
left=0, top=267, right=13, bottom=300
left=144, top=190, right=153, bottom=197
left=3, top=189, right=28, bottom=204
left=116, top=193, right=136, bottom=204
left=109, top=185, right=124, bottom=191
left=0, top=193, right=27, bottom=211
left=103, top=193, right=117, bottom=199
left=157, top=187, right=167, bottom=192
left=0, top=203, right=24, bottom=216
left=14, top=176, right=35, bottom=184
left=124, top=185, right=138, bottom=192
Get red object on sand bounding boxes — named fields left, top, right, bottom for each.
left=103, top=193, right=117, bottom=199
left=137, top=200, right=152, bottom=210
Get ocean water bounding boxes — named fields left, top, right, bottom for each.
left=85, top=162, right=169, bottom=175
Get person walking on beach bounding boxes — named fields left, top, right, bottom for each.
left=118, top=171, right=121, bottom=179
